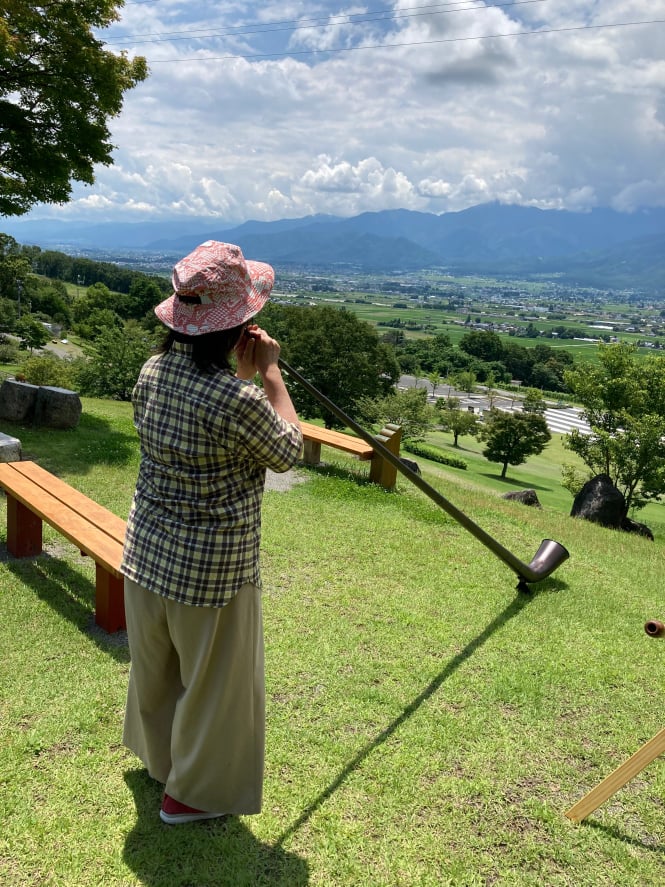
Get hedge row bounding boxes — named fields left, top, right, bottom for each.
left=404, top=441, right=468, bottom=470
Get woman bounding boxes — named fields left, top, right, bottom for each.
left=121, top=241, right=302, bottom=824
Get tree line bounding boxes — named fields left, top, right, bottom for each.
left=395, top=327, right=574, bottom=393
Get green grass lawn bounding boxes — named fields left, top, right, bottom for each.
left=0, top=399, right=663, bottom=886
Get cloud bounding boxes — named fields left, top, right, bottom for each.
left=613, top=177, right=665, bottom=211
left=298, top=156, right=419, bottom=213
left=19, top=1, right=665, bottom=222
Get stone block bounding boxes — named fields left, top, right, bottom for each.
left=0, top=379, right=39, bottom=422
left=0, top=432, right=21, bottom=462
left=34, top=386, right=82, bottom=429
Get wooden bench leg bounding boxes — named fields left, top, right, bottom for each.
left=95, top=565, right=126, bottom=633
left=369, top=424, right=403, bottom=490
left=6, top=494, right=43, bottom=557
left=302, top=439, right=322, bottom=465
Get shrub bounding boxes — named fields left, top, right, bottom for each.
left=561, top=463, right=589, bottom=498
left=18, top=353, right=77, bottom=388
left=404, top=441, right=468, bottom=469
left=0, top=342, right=20, bottom=364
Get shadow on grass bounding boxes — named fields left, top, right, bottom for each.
left=298, top=460, right=375, bottom=487
left=277, top=589, right=537, bottom=847
left=585, top=819, right=665, bottom=854
left=123, top=769, right=310, bottom=887
left=480, top=473, right=552, bottom=492
left=3, top=552, right=129, bottom=663
left=2, top=412, right=136, bottom=475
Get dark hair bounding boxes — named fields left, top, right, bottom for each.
left=159, top=323, right=247, bottom=372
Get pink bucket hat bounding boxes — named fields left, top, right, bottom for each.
left=154, top=241, right=274, bottom=335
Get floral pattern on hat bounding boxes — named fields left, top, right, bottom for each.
left=154, top=241, right=274, bottom=334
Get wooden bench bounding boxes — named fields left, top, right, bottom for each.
left=0, top=460, right=126, bottom=633
left=300, top=421, right=402, bottom=489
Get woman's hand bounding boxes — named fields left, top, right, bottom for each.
left=235, top=325, right=297, bottom=423
left=250, top=326, right=281, bottom=377
left=236, top=324, right=282, bottom=380
left=246, top=326, right=298, bottom=424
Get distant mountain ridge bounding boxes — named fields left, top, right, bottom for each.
left=3, top=203, right=665, bottom=290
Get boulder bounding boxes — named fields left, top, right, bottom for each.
left=0, top=379, right=39, bottom=422
left=571, top=475, right=654, bottom=540
left=570, top=474, right=625, bottom=529
left=34, top=386, right=82, bottom=429
left=502, top=489, right=541, bottom=508
left=400, top=457, right=421, bottom=476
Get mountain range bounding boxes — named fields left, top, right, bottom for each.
left=3, top=202, right=665, bottom=291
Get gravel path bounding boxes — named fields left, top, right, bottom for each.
left=264, top=467, right=308, bottom=492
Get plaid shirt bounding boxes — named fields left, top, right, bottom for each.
left=121, top=341, right=302, bottom=607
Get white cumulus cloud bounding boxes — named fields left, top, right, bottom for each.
left=17, top=0, right=665, bottom=222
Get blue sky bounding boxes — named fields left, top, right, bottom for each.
left=22, top=1, right=665, bottom=223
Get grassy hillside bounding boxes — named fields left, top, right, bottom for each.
left=422, top=429, right=665, bottom=538
left=0, top=399, right=663, bottom=886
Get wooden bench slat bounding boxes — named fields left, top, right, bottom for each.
left=300, top=421, right=374, bottom=459
left=0, top=464, right=123, bottom=576
left=10, top=461, right=127, bottom=544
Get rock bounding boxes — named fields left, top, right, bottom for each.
left=502, top=489, right=541, bottom=508
left=570, top=474, right=625, bottom=528
left=0, top=379, right=39, bottom=422
left=0, top=432, right=21, bottom=462
left=400, top=457, right=421, bottom=476
left=0, top=379, right=82, bottom=429
left=571, top=475, right=654, bottom=539
left=34, top=386, right=82, bottom=429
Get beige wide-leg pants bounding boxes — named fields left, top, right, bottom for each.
left=123, top=578, right=264, bottom=815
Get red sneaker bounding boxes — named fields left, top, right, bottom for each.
left=160, top=792, right=225, bottom=824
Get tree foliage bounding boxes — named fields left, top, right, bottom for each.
left=437, top=400, right=479, bottom=447
left=15, top=315, right=49, bottom=352
left=522, top=387, right=547, bottom=413
left=459, top=329, right=505, bottom=363
left=357, top=387, right=434, bottom=442
left=0, top=1, right=147, bottom=215
left=0, top=331, right=19, bottom=362
left=564, top=343, right=665, bottom=512
left=77, top=322, right=155, bottom=401
left=477, top=409, right=551, bottom=478
left=25, top=277, right=72, bottom=327
left=450, top=370, right=477, bottom=393
left=128, top=275, right=167, bottom=319
left=259, top=303, right=400, bottom=427
left=0, top=234, right=30, bottom=298
left=30, top=249, right=171, bottom=304
left=395, top=329, right=572, bottom=392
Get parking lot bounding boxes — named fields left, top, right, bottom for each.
left=398, top=375, right=590, bottom=435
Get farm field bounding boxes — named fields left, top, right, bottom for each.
left=273, top=268, right=664, bottom=363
